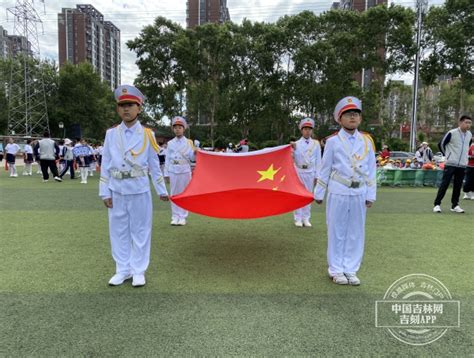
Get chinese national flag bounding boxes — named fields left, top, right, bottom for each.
left=171, top=145, right=314, bottom=219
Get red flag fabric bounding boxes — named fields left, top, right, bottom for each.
left=171, top=145, right=314, bottom=219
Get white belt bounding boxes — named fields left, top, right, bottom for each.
left=171, top=160, right=189, bottom=165
left=110, top=168, right=147, bottom=179
left=330, top=171, right=364, bottom=189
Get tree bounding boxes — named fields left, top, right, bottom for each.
left=359, top=5, right=416, bottom=126
left=0, top=58, right=10, bottom=134
left=422, top=0, right=474, bottom=111
left=382, top=80, right=412, bottom=139
left=436, top=80, right=474, bottom=130
left=126, top=7, right=419, bottom=147
left=225, top=20, right=283, bottom=142
left=40, top=60, right=60, bottom=136
left=127, top=17, right=186, bottom=120
left=186, top=23, right=234, bottom=146
left=56, top=62, right=116, bottom=139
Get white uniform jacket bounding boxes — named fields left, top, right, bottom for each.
left=293, top=137, right=322, bottom=177
left=164, top=136, right=195, bottom=176
left=314, top=129, right=376, bottom=202
left=99, top=121, right=167, bottom=199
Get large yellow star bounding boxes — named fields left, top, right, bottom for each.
left=257, top=164, right=281, bottom=182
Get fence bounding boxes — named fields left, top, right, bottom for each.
left=377, top=169, right=444, bottom=187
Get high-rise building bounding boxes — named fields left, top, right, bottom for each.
left=187, top=0, right=231, bottom=28
left=58, top=4, right=120, bottom=90
left=350, top=0, right=387, bottom=11
left=331, top=0, right=355, bottom=10
left=334, top=0, right=387, bottom=11
left=8, top=35, right=32, bottom=57
left=0, top=25, right=32, bottom=58
left=0, top=26, right=9, bottom=58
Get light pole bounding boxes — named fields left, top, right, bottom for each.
left=58, top=122, right=65, bottom=139
left=409, top=0, right=428, bottom=153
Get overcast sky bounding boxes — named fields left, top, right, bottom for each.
left=0, top=0, right=445, bottom=85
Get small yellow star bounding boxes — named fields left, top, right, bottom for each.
left=257, top=164, right=281, bottom=182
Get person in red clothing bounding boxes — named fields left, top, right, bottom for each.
left=462, top=143, right=474, bottom=200
left=380, top=144, right=390, bottom=160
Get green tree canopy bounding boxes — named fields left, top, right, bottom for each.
left=56, top=62, right=116, bottom=139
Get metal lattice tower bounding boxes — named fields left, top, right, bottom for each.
left=7, top=0, right=49, bottom=137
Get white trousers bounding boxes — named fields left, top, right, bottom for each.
left=80, top=167, right=88, bottom=182
left=169, top=172, right=191, bottom=220
left=294, top=171, right=315, bottom=221
left=9, top=164, right=17, bottom=176
left=326, top=193, right=366, bottom=276
left=108, top=190, right=153, bottom=275
left=23, top=163, right=32, bottom=175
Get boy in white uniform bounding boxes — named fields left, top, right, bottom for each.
left=314, top=97, right=376, bottom=286
left=100, top=84, right=169, bottom=287
left=291, top=118, right=322, bottom=227
left=164, top=116, right=196, bottom=226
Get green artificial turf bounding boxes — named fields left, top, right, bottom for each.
left=0, top=170, right=473, bottom=356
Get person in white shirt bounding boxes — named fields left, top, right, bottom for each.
left=22, top=139, right=34, bottom=176
left=164, top=116, right=196, bottom=226
left=96, top=143, right=104, bottom=169
left=73, top=139, right=92, bottom=184
left=88, top=144, right=97, bottom=176
left=57, top=140, right=65, bottom=173
left=5, top=137, right=20, bottom=177
left=291, top=118, right=322, bottom=228
left=226, top=143, right=234, bottom=153
left=314, top=96, right=376, bottom=286
left=59, top=138, right=75, bottom=179
left=33, top=140, right=42, bottom=174
left=100, top=84, right=169, bottom=287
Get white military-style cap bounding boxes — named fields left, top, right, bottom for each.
left=172, top=116, right=188, bottom=129
left=334, top=96, right=362, bottom=122
left=298, top=117, right=315, bottom=130
left=114, top=85, right=145, bottom=105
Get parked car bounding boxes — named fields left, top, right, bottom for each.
left=377, top=151, right=415, bottom=163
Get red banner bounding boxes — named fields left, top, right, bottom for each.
left=171, top=145, right=314, bottom=219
